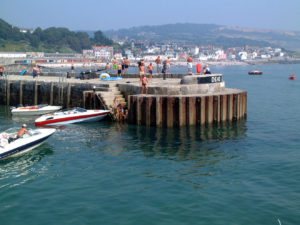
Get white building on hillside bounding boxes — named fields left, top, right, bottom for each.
left=0, top=52, right=27, bottom=58
left=92, top=46, right=113, bottom=60
left=238, top=51, right=247, bottom=60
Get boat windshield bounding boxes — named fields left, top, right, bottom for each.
left=75, top=107, right=87, bottom=112
left=2, top=127, right=20, bottom=134
left=1, top=128, right=37, bottom=136
left=37, top=104, right=47, bottom=108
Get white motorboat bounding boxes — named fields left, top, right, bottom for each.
left=0, top=127, right=56, bottom=160
left=11, top=105, right=62, bottom=116
left=35, top=107, right=110, bottom=126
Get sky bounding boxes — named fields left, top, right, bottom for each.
left=1, top=0, right=300, bottom=32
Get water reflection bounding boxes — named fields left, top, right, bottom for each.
left=108, top=121, right=248, bottom=189
left=0, top=143, right=54, bottom=189
left=11, top=115, right=37, bottom=123
left=125, top=120, right=247, bottom=159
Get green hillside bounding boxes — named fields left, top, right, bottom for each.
left=0, top=18, right=114, bottom=53
left=105, top=23, right=300, bottom=52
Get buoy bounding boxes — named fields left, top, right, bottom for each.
left=196, top=63, right=202, bottom=73
left=289, top=74, right=295, bottom=80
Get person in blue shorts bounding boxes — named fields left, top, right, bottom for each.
left=32, top=65, right=39, bottom=78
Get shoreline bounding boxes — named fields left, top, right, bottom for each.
left=37, top=59, right=300, bottom=69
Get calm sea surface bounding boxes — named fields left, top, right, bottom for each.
left=0, top=64, right=300, bottom=225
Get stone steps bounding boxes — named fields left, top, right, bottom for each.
left=95, top=83, right=126, bottom=111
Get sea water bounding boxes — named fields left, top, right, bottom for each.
left=0, top=64, right=300, bottom=225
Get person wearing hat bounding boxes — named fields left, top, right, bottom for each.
left=17, top=124, right=28, bottom=138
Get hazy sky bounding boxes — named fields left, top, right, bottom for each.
left=1, top=0, right=300, bottom=31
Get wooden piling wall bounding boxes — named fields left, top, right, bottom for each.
left=0, top=80, right=104, bottom=109
left=128, top=91, right=247, bottom=127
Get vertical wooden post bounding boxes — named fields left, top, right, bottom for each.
left=227, top=94, right=233, bottom=121
left=146, top=97, right=156, bottom=126
left=6, top=81, right=10, bottom=106
left=156, top=96, right=162, bottom=127
left=137, top=96, right=143, bottom=125
left=213, top=95, right=220, bottom=123
left=200, top=96, right=206, bottom=125
left=233, top=94, right=238, bottom=120
left=220, top=94, right=228, bottom=122
left=245, top=92, right=248, bottom=117
left=34, top=81, right=38, bottom=105
left=188, top=97, right=196, bottom=126
left=83, top=91, right=86, bottom=109
left=206, top=96, right=213, bottom=124
left=128, top=95, right=137, bottom=124
left=179, top=97, right=187, bottom=126
left=167, top=97, right=175, bottom=127
left=60, top=85, right=64, bottom=106
left=140, top=97, right=147, bottom=125
left=67, top=83, right=72, bottom=108
left=239, top=93, right=243, bottom=119
left=50, top=82, right=54, bottom=105
left=19, top=81, right=23, bottom=105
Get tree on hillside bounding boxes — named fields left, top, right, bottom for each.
left=93, top=31, right=113, bottom=46
left=0, top=18, right=115, bottom=52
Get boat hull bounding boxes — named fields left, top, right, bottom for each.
left=35, top=111, right=110, bottom=126
left=11, top=106, right=62, bottom=116
left=0, top=129, right=56, bottom=160
left=289, top=75, right=295, bottom=80
left=248, top=72, right=263, bottom=75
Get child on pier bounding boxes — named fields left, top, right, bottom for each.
left=147, top=63, right=153, bottom=79
left=141, top=74, right=148, bottom=95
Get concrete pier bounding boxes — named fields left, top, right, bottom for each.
left=0, top=73, right=247, bottom=127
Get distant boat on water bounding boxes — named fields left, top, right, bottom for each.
left=248, top=70, right=263, bottom=75
left=289, top=74, right=295, bottom=80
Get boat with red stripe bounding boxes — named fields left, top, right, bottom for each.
left=35, top=107, right=110, bottom=126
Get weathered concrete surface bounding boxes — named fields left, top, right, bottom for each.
left=118, top=74, right=226, bottom=99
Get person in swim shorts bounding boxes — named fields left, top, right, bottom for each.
left=141, top=74, right=148, bottom=94
left=124, top=57, right=130, bottom=74
left=32, top=65, right=39, bottom=78
left=0, top=66, right=5, bottom=77
left=139, top=60, right=145, bottom=81
left=166, top=57, right=171, bottom=73
left=155, top=56, right=162, bottom=73
left=187, top=56, right=193, bottom=74
left=112, top=57, right=118, bottom=73
left=117, top=64, right=122, bottom=76
left=147, top=63, right=153, bottom=79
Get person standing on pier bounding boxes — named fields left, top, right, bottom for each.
left=112, top=57, right=118, bottom=73
left=117, top=64, right=122, bottom=77
left=0, top=65, right=5, bottom=78
left=71, top=63, right=75, bottom=73
left=203, top=65, right=211, bottom=74
left=139, top=59, right=145, bottom=81
left=187, top=56, right=193, bottom=74
left=124, top=57, right=130, bottom=74
left=166, top=57, right=171, bottom=73
left=162, top=60, right=167, bottom=80
left=155, top=56, right=162, bottom=73
left=105, top=63, right=111, bottom=73
left=141, top=74, right=148, bottom=95
left=147, top=62, right=153, bottom=79
left=121, top=58, right=126, bottom=75
left=32, top=64, right=39, bottom=78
